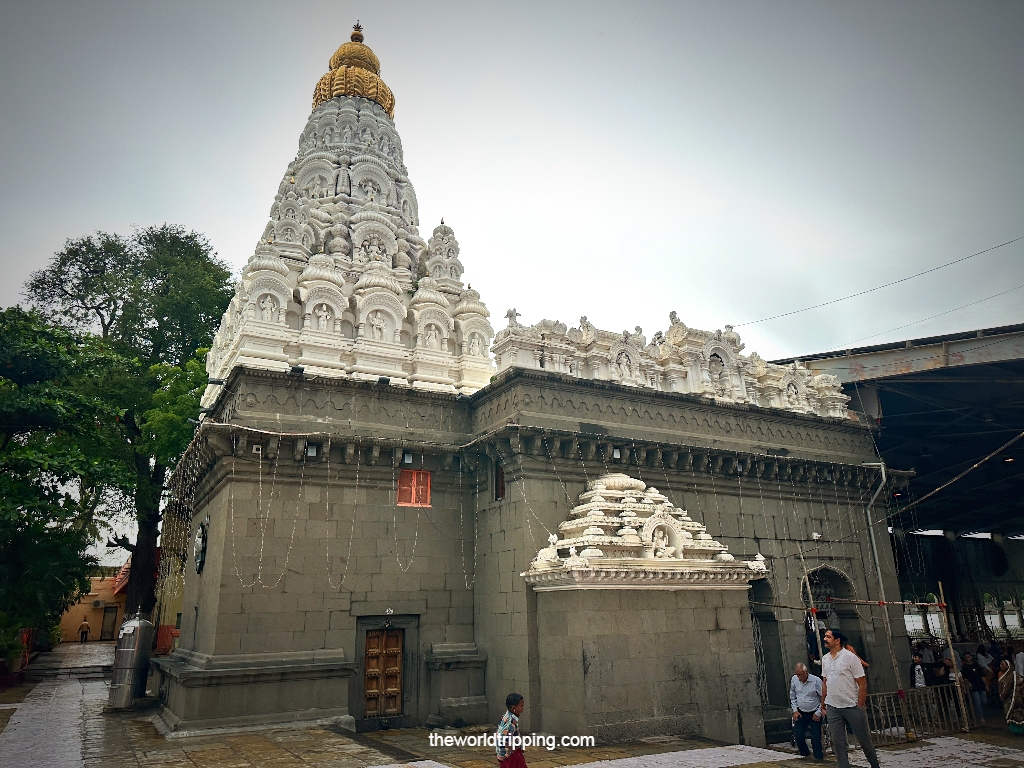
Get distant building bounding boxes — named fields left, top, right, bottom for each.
left=59, top=562, right=128, bottom=642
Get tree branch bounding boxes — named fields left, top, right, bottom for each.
left=106, top=535, right=136, bottom=552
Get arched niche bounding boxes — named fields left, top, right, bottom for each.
left=296, top=160, right=337, bottom=200
left=803, top=566, right=863, bottom=665
left=350, top=161, right=392, bottom=204
left=609, top=345, right=640, bottom=382
left=639, top=513, right=687, bottom=558
left=302, top=286, right=347, bottom=333
left=415, top=307, right=454, bottom=342
left=703, top=342, right=744, bottom=400
left=350, top=221, right=398, bottom=265
left=457, top=317, right=493, bottom=357
left=247, top=276, right=290, bottom=325
left=399, top=187, right=418, bottom=226
left=779, top=374, right=808, bottom=410
left=750, top=579, right=789, bottom=707
left=356, top=293, right=406, bottom=344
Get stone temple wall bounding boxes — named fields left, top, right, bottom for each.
left=536, top=589, right=761, bottom=744
left=154, top=366, right=907, bottom=739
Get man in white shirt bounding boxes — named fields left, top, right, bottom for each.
left=820, top=629, right=880, bottom=768
left=1014, top=646, right=1024, bottom=677
left=790, top=663, right=823, bottom=760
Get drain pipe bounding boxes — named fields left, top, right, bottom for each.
left=863, top=461, right=888, bottom=603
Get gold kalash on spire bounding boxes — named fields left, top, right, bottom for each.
left=312, top=22, right=395, bottom=117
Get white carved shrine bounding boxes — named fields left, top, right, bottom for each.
left=523, top=472, right=768, bottom=590
left=492, top=313, right=851, bottom=418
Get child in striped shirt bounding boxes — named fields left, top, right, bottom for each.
left=496, top=692, right=526, bottom=767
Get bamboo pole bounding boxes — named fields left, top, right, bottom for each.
left=799, top=548, right=826, bottom=667
left=937, top=581, right=971, bottom=732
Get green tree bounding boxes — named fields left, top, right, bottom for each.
left=25, top=224, right=233, bottom=617
left=0, top=308, right=132, bottom=659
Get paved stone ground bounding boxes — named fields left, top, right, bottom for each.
left=24, top=639, right=117, bottom=676
left=4, top=643, right=1024, bottom=767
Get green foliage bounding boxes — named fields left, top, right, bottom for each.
left=142, top=350, right=211, bottom=466
left=20, top=232, right=135, bottom=338
left=0, top=307, right=123, bottom=442
left=0, top=308, right=130, bottom=657
left=26, top=225, right=233, bottom=368
left=115, top=226, right=233, bottom=368
left=24, top=223, right=234, bottom=615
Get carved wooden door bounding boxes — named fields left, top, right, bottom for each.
left=364, top=628, right=403, bottom=718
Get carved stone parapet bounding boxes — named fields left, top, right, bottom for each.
left=492, top=311, right=849, bottom=419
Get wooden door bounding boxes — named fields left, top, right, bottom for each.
left=364, top=629, right=403, bottom=718
left=100, top=606, right=119, bottom=640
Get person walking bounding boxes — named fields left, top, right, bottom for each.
left=78, top=616, right=90, bottom=643
left=910, top=652, right=930, bottom=689
left=819, top=628, right=880, bottom=768
left=977, top=644, right=996, bottom=702
left=916, top=641, right=935, bottom=665
left=496, top=693, right=527, bottom=768
left=999, top=659, right=1024, bottom=735
left=962, top=652, right=988, bottom=724
left=790, top=663, right=824, bottom=760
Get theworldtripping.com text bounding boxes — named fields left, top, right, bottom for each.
left=429, top=732, right=596, bottom=751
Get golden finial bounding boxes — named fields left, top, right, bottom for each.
left=313, top=20, right=394, bottom=116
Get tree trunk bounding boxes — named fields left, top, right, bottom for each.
left=124, top=460, right=166, bottom=619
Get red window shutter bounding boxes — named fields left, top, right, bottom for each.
left=397, top=470, right=414, bottom=505
left=414, top=470, right=431, bottom=506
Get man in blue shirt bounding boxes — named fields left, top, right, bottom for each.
left=790, top=662, right=824, bottom=760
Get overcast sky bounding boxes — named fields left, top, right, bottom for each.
left=2, top=1, right=1022, bottom=360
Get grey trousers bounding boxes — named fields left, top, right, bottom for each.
left=826, top=705, right=880, bottom=768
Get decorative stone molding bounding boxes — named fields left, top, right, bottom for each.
left=493, top=313, right=850, bottom=419
left=522, top=472, right=768, bottom=591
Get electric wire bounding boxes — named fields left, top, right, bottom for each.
left=735, top=235, right=1024, bottom=327
left=830, top=281, right=1024, bottom=350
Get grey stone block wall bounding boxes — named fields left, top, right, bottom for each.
left=536, top=589, right=765, bottom=745
left=163, top=438, right=482, bottom=729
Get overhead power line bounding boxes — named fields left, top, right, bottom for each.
left=831, top=280, right=1024, bottom=349
left=735, top=235, right=1024, bottom=327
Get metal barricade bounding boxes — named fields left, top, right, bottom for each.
left=863, top=683, right=973, bottom=745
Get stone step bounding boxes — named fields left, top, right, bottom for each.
left=762, top=715, right=795, bottom=746
left=24, top=665, right=112, bottom=681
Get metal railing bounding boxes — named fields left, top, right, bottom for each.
left=862, top=684, right=974, bottom=745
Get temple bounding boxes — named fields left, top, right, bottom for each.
left=152, top=25, right=907, bottom=744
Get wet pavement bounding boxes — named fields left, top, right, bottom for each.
left=5, top=643, right=1024, bottom=767
left=23, top=639, right=116, bottom=681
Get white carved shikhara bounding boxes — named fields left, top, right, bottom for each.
left=523, top=473, right=768, bottom=591
left=492, top=312, right=850, bottom=419
left=203, top=95, right=495, bottom=404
